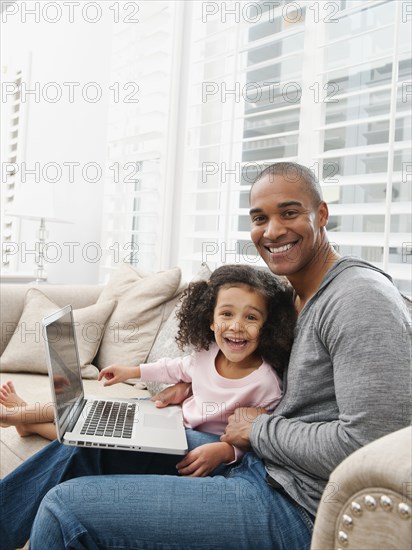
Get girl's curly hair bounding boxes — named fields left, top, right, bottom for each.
left=175, top=264, right=296, bottom=376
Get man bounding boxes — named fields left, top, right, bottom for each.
left=2, top=163, right=410, bottom=550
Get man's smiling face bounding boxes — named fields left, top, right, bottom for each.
left=249, top=174, right=329, bottom=277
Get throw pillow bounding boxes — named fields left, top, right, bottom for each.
left=0, top=288, right=115, bottom=379
left=95, top=263, right=182, bottom=370
left=143, top=263, right=212, bottom=395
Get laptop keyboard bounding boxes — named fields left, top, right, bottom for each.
left=80, top=401, right=136, bottom=438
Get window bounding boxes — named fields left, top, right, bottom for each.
left=99, top=1, right=181, bottom=281
left=1, top=60, right=30, bottom=273
left=175, top=0, right=411, bottom=294
left=2, top=1, right=410, bottom=292
left=317, top=0, right=411, bottom=295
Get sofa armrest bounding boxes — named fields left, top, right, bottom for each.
left=311, top=426, right=412, bottom=550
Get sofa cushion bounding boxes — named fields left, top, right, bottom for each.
left=95, top=263, right=182, bottom=370
left=0, top=284, right=103, bottom=355
left=143, top=263, right=212, bottom=395
left=0, top=288, right=115, bottom=379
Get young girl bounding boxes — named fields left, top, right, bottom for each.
left=98, top=264, right=296, bottom=477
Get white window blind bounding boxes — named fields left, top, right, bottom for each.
left=99, top=0, right=180, bottom=282
left=99, top=0, right=410, bottom=295
left=316, top=0, right=411, bottom=295
left=178, top=1, right=308, bottom=277
left=1, top=60, right=30, bottom=273
left=176, top=0, right=411, bottom=294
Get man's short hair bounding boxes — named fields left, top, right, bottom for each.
left=253, top=162, right=323, bottom=206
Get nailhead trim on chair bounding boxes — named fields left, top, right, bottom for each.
left=380, top=495, right=393, bottom=511
left=398, top=502, right=411, bottom=519
left=335, top=491, right=412, bottom=549
left=350, top=501, right=362, bottom=516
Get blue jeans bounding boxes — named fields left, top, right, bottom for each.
left=0, top=432, right=313, bottom=549
left=0, top=429, right=223, bottom=548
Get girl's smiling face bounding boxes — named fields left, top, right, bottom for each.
left=210, top=284, right=267, bottom=365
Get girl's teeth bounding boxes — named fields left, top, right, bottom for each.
left=226, top=338, right=247, bottom=349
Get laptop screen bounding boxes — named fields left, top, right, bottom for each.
left=44, top=308, right=83, bottom=435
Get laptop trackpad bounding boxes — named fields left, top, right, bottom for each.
left=143, top=414, right=178, bottom=430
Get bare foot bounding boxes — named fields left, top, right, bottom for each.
left=0, top=405, right=11, bottom=427
left=0, top=383, right=56, bottom=439
left=0, top=404, right=52, bottom=437
left=0, top=381, right=27, bottom=407
left=15, top=424, right=34, bottom=437
left=0, top=381, right=27, bottom=428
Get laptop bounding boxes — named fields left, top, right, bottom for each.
left=42, top=305, right=187, bottom=455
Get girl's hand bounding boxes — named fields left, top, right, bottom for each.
left=151, top=382, right=192, bottom=408
left=98, top=365, right=140, bottom=386
left=175, top=442, right=234, bottom=477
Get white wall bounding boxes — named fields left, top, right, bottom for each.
left=2, top=1, right=113, bottom=283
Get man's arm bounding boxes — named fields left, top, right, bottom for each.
left=243, top=283, right=411, bottom=479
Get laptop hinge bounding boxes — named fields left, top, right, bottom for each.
left=66, top=398, right=87, bottom=432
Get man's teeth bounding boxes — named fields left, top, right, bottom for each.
left=268, top=243, right=294, bottom=253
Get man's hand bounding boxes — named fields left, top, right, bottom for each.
left=151, top=382, right=192, bottom=408
left=220, top=407, right=268, bottom=450
left=176, top=442, right=234, bottom=477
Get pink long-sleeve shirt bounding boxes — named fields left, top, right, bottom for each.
left=140, top=343, right=283, bottom=460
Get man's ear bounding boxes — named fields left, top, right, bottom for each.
left=318, top=201, right=329, bottom=228
left=210, top=322, right=215, bottom=332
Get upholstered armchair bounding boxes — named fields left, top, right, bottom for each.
left=311, top=426, right=411, bottom=550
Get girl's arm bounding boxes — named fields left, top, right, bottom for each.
left=140, top=355, right=194, bottom=384
left=98, top=364, right=141, bottom=386
left=99, top=354, right=195, bottom=388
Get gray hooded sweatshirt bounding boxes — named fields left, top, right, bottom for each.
left=250, top=257, right=411, bottom=516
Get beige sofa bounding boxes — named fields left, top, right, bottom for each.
left=1, top=277, right=411, bottom=550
